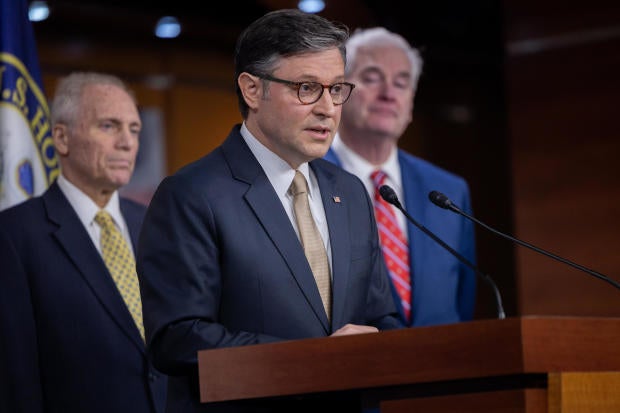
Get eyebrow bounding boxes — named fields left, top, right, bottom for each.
left=99, top=118, right=142, bottom=128
left=283, top=73, right=346, bottom=83
left=360, top=66, right=411, bottom=78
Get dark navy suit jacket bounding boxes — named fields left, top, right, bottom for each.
left=136, top=125, right=401, bottom=410
left=325, top=147, right=477, bottom=326
left=0, top=182, right=167, bottom=413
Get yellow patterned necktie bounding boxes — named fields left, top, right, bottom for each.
left=94, top=210, right=145, bottom=341
left=289, top=170, right=332, bottom=321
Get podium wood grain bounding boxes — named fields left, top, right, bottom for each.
left=198, top=316, right=620, bottom=411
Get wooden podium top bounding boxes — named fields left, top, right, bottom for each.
left=198, top=316, right=620, bottom=403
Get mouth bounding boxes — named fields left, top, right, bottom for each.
left=370, top=106, right=398, bottom=117
left=306, top=126, right=332, bottom=139
left=107, top=159, right=132, bottom=169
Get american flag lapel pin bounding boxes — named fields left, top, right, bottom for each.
left=332, top=196, right=341, bottom=203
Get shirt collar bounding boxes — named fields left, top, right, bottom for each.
left=240, top=122, right=315, bottom=200
left=331, top=132, right=402, bottom=195
left=57, top=174, right=123, bottom=229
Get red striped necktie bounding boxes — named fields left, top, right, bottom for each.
left=370, top=170, right=411, bottom=322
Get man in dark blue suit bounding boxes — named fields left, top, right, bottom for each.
left=0, top=72, right=167, bottom=413
left=325, top=27, right=477, bottom=327
left=137, top=9, right=401, bottom=411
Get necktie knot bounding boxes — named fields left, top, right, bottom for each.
left=371, top=170, right=389, bottom=203
left=370, top=170, right=387, bottom=191
left=95, top=210, right=115, bottom=229
left=289, top=170, right=309, bottom=196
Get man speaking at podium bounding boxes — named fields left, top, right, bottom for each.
left=137, top=9, right=401, bottom=412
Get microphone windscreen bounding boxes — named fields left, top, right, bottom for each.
left=429, top=191, right=451, bottom=209
left=379, top=185, right=399, bottom=206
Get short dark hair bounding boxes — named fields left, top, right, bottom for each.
left=234, top=9, right=349, bottom=118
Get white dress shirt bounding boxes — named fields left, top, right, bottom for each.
left=330, top=133, right=408, bottom=239
left=56, top=174, right=134, bottom=255
left=240, top=122, right=333, bottom=273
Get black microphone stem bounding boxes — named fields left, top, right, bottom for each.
left=456, top=208, right=620, bottom=291
left=429, top=191, right=620, bottom=291
left=390, top=199, right=506, bottom=319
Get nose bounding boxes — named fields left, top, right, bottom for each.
left=312, top=88, right=338, bottom=117
left=117, top=126, right=138, bottom=150
left=378, top=80, right=398, bottom=100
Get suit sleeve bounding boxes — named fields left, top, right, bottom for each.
left=136, top=175, right=281, bottom=376
left=0, top=226, right=44, bottom=412
left=364, top=242, right=404, bottom=330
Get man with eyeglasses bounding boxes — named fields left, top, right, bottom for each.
left=325, top=27, right=477, bottom=327
left=137, top=9, right=401, bottom=412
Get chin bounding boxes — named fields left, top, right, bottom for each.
left=108, top=176, right=131, bottom=188
left=309, top=144, right=331, bottom=159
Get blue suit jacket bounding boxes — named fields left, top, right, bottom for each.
left=0, top=182, right=167, bottom=413
left=137, top=125, right=401, bottom=379
left=324, top=148, right=477, bottom=326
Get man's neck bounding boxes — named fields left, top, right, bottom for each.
left=339, top=130, right=396, bottom=166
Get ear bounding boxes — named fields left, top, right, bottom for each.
left=238, top=72, right=262, bottom=111
left=52, top=124, right=70, bottom=156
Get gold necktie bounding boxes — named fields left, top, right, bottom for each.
left=95, top=210, right=145, bottom=341
left=289, top=171, right=332, bottom=320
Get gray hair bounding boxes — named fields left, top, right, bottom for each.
left=345, top=27, right=423, bottom=89
left=50, top=72, right=135, bottom=127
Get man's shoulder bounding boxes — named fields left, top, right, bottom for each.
left=171, top=125, right=239, bottom=182
left=398, top=150, right=467, bottom=184
left=156, top=146, right=226, bottom=196
left=322, top=147, right=340, bottom=166
left=313, top=157, right=363, bottom=183
left=0, top=194, right=45, bottom=222
left=0, top=195, right=48, bottom=242
left=120, top=196, right=148, bottom=216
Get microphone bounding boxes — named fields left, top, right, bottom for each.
left=379, top=185, right=506, bottom=319
left=429, top=190, right=620, bottom=291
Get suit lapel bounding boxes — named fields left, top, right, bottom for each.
left=120, top=200, right=141, bottom=252
left=44, top=183, right=145, bottom=350
left=222, top=131, right=330, bottom=332
left=312, top=161, right=350, bottom=329
left=399, top=152, right=429, bottom=322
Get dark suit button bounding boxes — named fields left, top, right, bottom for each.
left=149, top=372, right=158, bottom=381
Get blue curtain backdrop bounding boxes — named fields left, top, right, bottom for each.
left=0, top=0, right=59, bottom=211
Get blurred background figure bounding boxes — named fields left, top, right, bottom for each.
left=0, top=72, right=168, bottom=413
left=325, top=27, right=477, bottom=326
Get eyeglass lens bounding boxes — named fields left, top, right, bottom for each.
left=298, top=82, right=352, bottom=104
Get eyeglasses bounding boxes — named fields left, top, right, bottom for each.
left=257, top=74, right=355, bottom=105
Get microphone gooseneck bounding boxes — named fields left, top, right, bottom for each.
left=429, top=190, right=620, bottom=291
left=379, top=185, right=506, bottom=319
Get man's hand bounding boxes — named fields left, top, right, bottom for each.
left=330, top=323, right=379, bottom=337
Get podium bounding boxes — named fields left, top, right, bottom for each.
left=198, top=316, right=620, bottom=412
